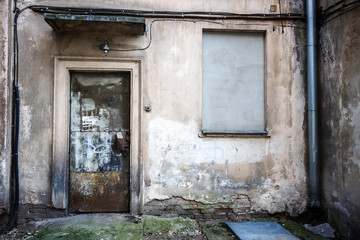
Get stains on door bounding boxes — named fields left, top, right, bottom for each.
left=69, top=72, right=130, bottom=212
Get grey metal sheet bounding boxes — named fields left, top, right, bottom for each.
left=202, top=31, right=265, bottom=133
left=226, top=222, right=299, bottom=240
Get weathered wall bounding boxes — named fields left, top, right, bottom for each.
left=0, top=0, right=10, bottom=216
left=141, top=9, right=307, bottom=217
left=318, top=1, right=360, bottom=239
left=3, top=0, right=307, bottom=222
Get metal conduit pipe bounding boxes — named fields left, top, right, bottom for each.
left=8, top=6, right=21, bottom=230
left=306, top=0, right=320, bottom=207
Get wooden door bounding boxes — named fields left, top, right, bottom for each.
left=69, top=72, right=130, bottom=212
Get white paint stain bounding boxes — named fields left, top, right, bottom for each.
left=334, top=202, right=350, bottom=218
left=146, top=117, right=307, bottom=214
left=20, top=105, right=33, bottom=140
left=71, top=92, right=81, bottom=131
left=148, top=118, right=267, bottom=166
left=79, top=179, right=93, bottom=196
left=146, top=117, right=269, bottom=201
left=82, top=98, right=96, bottom=112
left=349, top=103, right=360, bottom=169
left=76, top=76, right=123, bottom=86
left=82, top=116, right=100, bottom=129
left=99, top=108, right=110, bottom=131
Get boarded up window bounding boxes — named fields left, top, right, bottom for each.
left=202, top=31, right=265, bottom=133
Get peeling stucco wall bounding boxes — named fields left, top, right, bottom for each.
left=318, top=1, right=360, bottom=238
left=0, top=0, right=10, bottom=215
left=16, top=9, right=55, bottom=206
left=2, top=0, right=308, bottom=221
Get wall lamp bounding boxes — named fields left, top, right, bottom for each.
left=102, top=40, right=110, bottom=53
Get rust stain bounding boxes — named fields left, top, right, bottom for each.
left=69, top=172, right=129, bottom=212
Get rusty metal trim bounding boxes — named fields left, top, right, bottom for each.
left=44, top=13, right=146, bottom=34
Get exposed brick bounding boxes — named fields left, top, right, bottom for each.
left=181, top=204, right=198, bottom=210
left=213, top=213, right=228, bottom=219
left=216, top=208, right=229, bottom=213
left=174, top=206, right=186, bottom=215
left=232, top=200, right=251, bottom=208
left=165, top=205, right=175, bottom=210
left=185, top=209, right=201, bottom=215
left=231, top=208, right=246, bottom=214
left=200, top=208, right=216, bottom=214
left=144, top=196, right=253, bottom=221
left=147, top=200, right=164, bottom=206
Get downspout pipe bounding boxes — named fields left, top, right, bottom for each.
left=8, top=8, right=21, bottom=230
left=306, top=0, right=320, bottom=207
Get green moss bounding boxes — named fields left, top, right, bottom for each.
left=252, top=218, right=277, bottom=222
left=326, top=209, right=346, bottom=238
left=278, top=219, right=328, bottom=240
left=143, top=216, right=199, bottom=235
left=200, top=222, right=235, bottom=240
left=28, top=218, right=143, bottom=240
left=28, top=227, right=95, bottom=240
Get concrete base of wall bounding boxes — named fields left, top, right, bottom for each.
left=0, top=204, right=66, bottom=230
left=144, top=196, right=269, bottom=220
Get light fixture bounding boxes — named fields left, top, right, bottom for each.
left=103, top=40, right=110, bottom=53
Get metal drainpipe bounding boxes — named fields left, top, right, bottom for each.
left=306, top=0, right=320, bottom=207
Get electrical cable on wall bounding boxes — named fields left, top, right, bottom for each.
left=321, top=0, right=360, bottom=14
left=8, top=3, right=32, bottom=231
left=29, top=5, right=306, bottom=19
left=104, top=18, right=308, bottom=52
left=278, top=0, right=284, bottom=33
left=320, top=0, right=360, bottom=25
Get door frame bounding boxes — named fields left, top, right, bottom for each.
left=52, top=56, right=143, bottom=214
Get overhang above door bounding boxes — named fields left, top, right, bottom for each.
left=44, top=12, right=146, bottom=35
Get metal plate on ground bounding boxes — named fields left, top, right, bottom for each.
left=226, top=222, right=299, bottom=240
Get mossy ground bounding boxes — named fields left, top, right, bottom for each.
left=11, top=215, right=208, bottom=240
left=278, top=219, right=330, bottom=240
left=142, top=216, right=204, bottom=239
left=199, top=222, right=237, bottom=240
left=24, top=215, right=143, bottom=240
left=252, top=217, right=331, bottom=240
left=1, top=212, right=336, bottom=240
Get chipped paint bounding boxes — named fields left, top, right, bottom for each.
left=146, top=117, right=307, bottom=215
left=318, top=3, right=360, bottom=237
left=19, top=104, right=33, bottom=141
left=69, top=172, right=129, bottom=212
left=0, top=0, right=9, bottom=210
left=70, top=132, right=128, bottom=172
